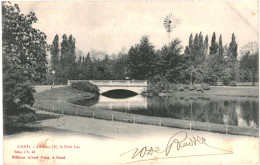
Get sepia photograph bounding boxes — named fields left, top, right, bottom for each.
left=2, top=1, right=259, bottom=164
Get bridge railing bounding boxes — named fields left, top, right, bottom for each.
left=68, top=80, right=147, bottom=86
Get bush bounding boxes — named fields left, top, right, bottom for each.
left=168, top=83, right=177, bottom=92
left=188, top=85, right=195, bottom=91
left=196, top=85, right=203, bottom=91
left=230, top=81, right=237, bottom=86
left=214, top=82, right=224, bottom=86
left=4, top=107, right=36, bottom=126
left=183, top=84, right=189, bottom=89
left=147, top=83, right=159, bottom=94
left=71, top=81, right=99, bottom=94
left=178, top=86, right=184, bottom=91
left=147, top=79, right=171, bottom=95
left=3, top=80, right=35, bottom=115
left=201, top=83, right=210, bottom=90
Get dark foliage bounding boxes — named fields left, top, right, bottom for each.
left=71, top=81, right=100, bottom=94
left=2, top=2, right=47, bottom=114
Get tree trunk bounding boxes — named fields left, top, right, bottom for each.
left=252, top=71, right=255, bottom=86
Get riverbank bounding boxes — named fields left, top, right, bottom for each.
left=159, top=86, right=258, bottom=99
left=32, top=86, right=259, bottom=137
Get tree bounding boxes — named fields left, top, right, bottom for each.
left=111, top=50, right=128, bottom=80
left=229, top=33, right=238, bottom=60
left=209, top=32, right=218, bottom=55
left=198, top=32, right=204, bottom=46
left=84, top=53, right=93, bottom=79
left=189, top=34, right=193, bottom=48
left=68, top=35, right=76, bottom=63
left=204, top=35, right=209, bottom=56
left=58, top=34, right=77, bottom=82
left=218, top=35, right=223, bottom=56
left=67, top=35, right=76, bottom=80
left=2, top=2, right=48, bottom=113
left=160, top=39, right=185, bottom=83
left=187, top=32, right=207, bottom=65
left=50, top=34, right=59, bottom=71
left=128, top=36, right=156, bottom=80
left=240, top=42, right=259, bottom=85
left=60, top=34, right=69, bottom=67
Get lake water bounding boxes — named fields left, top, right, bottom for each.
left=72, top=91, right=259, bottom=128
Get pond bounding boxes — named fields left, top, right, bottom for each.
left=72, top=90, right=259, bottom=128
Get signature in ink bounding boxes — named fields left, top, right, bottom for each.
left=120, top=131, right=233, bottom=164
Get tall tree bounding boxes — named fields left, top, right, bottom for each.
left=209, top=32, right=218, bottom=55
left=189, top=34, right=193, bottom=48
left=191, top=33, right=198, bottom=62
left=128, top=36, right=156, bottom=80
left=229, top=33, right=238, bottom=60
left=198, top=32, right=204, bottom=47
left=160, top=39, right=186, bottom=83
left=50, top=34, right=59, bottom=71
left=68, top=34, right=76, bottom=63
left=204, top=35, right=209, bottom=57
left=60, top=34, right=69, bottom=67
left=111, top=50, right=128, bottom=80
left=197, top=32, right=205, bottom=63
left=218, top=35, right=223, bottom=56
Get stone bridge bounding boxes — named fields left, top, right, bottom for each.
left=68, top=80, right=147, bottom=94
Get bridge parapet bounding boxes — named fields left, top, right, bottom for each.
left=67, top=80, right=147, bottom=94
left=68, top=80, right=147, bottom=87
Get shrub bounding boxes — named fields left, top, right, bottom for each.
left=183, top=84, right=189, bottom=89
left=17, top=112, right=37, bottom=123
left=201, top=83, right=210, bottom=90
left=230, top=81, right=237, bottom=86
left=147, top=79, right=171, bottom=95
left=222, top=76, right=230, bottom=86
left=4, top=107, right=36, bottom=126
left=188, top=85, right=195, bottom=91
left=214, top=82, right=224, bottom=86
left=3, top=80, right=35, bottom=115
left=196, top=85, right=203, bottom=91
left=178, top=86, right=184, bottom=91
left=194, top=84, right=201, bottom=89
left=71, top=81, right=99, bottom=94
left=168, top=83, right=177, bottom=92
left=147, top=83, right=159, bottom=94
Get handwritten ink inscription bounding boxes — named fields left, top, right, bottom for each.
left=120, top=131, right=233, bottom=164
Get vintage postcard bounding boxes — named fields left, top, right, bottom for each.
left=2, top=1, right=259, bottom=164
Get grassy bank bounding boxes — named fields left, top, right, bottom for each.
left=165, top=86, right=258, bottom=98
left=33, top=86, right=259, bottom=137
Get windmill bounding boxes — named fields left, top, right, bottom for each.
left=164, top=13, right=180, bottom=43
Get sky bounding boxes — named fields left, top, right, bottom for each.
left=15, top=1, right=259, bottom=56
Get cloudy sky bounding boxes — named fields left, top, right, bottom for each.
left=15, top=1, right=258, bottom=56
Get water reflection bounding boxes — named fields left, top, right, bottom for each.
left=72, top=94, right=258, bottom=128
left=102, top=89, right=138, bottom=99
left=69, top=95, right=99, bottom=107
left=92, top=95, right=147, bottom=111
left=142, top=96, right=258, bottom=128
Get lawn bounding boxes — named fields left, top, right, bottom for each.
left=170, top=86, right=258, bottom=98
